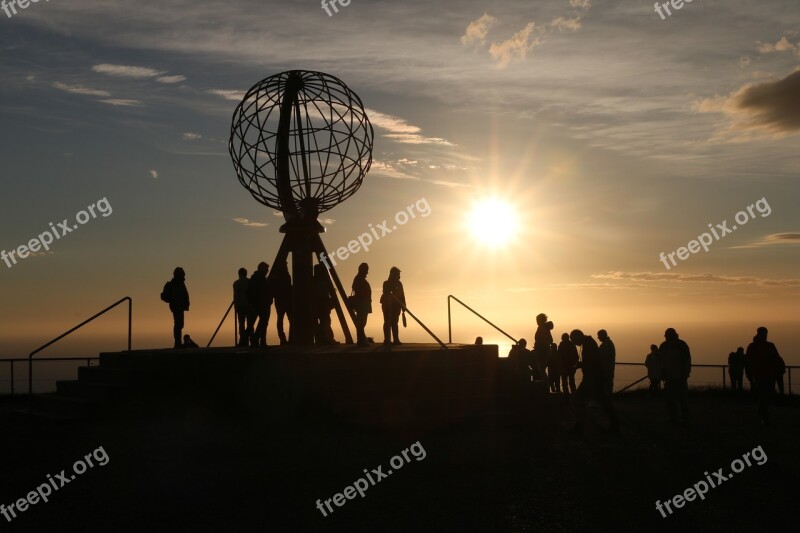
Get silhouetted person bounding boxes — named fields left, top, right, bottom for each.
left=162, top=267, right=190, bottom=349
left=645, top=344, right=662, bottom=394
left=745, top=327, right=782, bottom=425
left=233, top=267, right=250, bottom=347
left=728, top=348, right=745, bottom=393
left=547, top=342, right=561, bottom=392
left=532, top=313, right=553, bottom=382
left=351, top=262, right=372, bottom=346
left=183, top=334, right=199, bottom=348
left=508, top=338, right=531, bottom=383
left=598, top=329, right=616, bottom=394
left=475, top=336, right=484, bottom=345
left=660, top=328, right=691, bottom=425
left=271, top=261, right=292, bottom=345
left=558, top=333, right=579, bottom=394
left=381, top=266, right=405, bottom=346
left=247, top=262, right=271, bottom=348
left=776, top=354, right=786, bottom=396
left=570, top=329, right=620, bottom=435
left=313, top=263, right=336, bottom=345
left=740, top=346, right=754, bottom=392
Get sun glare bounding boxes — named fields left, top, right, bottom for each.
left=467, top=198, right=519, bottom=247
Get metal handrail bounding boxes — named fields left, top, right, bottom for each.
left=3, top=357, right=99, bottom=397
left=615, top=375, right=649, bottom=394
left=389, top=294, right=447, bottom=350
left=447, top=295, right=518, bottom=345
left=207, top=301, right=235, bottom=348
left=28, top=296, right=132, bottom=399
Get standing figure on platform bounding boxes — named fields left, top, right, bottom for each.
left=351, top=262, right=372, bottom=346
left=313, top=263, right=336, bottom=344
left=271, top=261, right=292, bottom=345
left=233, top=267, right=250, bottom=347
left=727, top=347, right=745, bottom=394
left=532, top=313, right=553, bottom=381
left=570, top=329, right=620, bottom=435
left=745, top=326, right=782, bottom=425
left=247, top=262, right=271, bottom=348
left=381, top=266, right=405, bottom=346
left=547, top=342, right=561, bottom=392
left=659, top=328, right=691, bottom=425
left=598, top=329, right=616, bottom=395
left=559, top=333, right=579, bottom=394
left=646, top=344, right=662, bottom=394
left=162, top=267, right=190, bottom=349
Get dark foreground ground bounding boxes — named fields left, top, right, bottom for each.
left=1, top=389, right=798, bottom=532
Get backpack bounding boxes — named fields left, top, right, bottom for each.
left=160, top=281, right=172, bottom=303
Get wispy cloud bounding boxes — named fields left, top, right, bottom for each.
left=734, top=233, right=800, bottom=249
left=149, top=169, right=159, bottom=179
left=100, top=98, right=143, bottom=106
left=92, top=64, right=163, bottom=78
left=232, top=217, right=268, bottom=228
left=592, top=271, right=800, bottom=287
left=461, top=13, right=498, bottom=48
left=52, top=82, right=110, bottom=97
left=366, top=109, right=454, bottom=146
left=757, top=36, right=800, bottom=56
left=489, top=22, right=541, bottom=68
left=208, top=89, right=246, bottom=101
left=183, top=132, right=203, bottom=140
left=157, top=75, right=186, bottom=84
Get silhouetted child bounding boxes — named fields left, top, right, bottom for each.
left=727, top=347, right=745, bottom=393
left=475, top=336, right=483, bottom=345
left=183, top=335, right=199, bottom=348
left=508, top=339, right=531, bottom=382
left=645, top=344, right=662, bottom=394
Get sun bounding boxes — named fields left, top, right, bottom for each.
left=467, top=198, right=519, bottom=247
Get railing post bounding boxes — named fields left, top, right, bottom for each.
left=447, top=296, right=452, bottom=344
left=10, top=361, right=14, bottom=397
left=127, top=297, right=132, bottom=351
left=722, top=367, right=726, bottom=390
left=789, top=368, right=793, bottom=396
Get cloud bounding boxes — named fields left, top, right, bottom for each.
left=183, top=132, right=203, bottom=140
left=208, top=89, right=246, bottom=101
left=52, top=82, right=110, bottom=97
left=696, top=69, right=800, bottom=140
left=149, top=170, right=158, bottom=178
left=592, top=271, right=800, bottom=287
left=461, top=13, right=498, bottom=48
left=157, top=75, right=186, bottom=84
left=99, top=99, right=143, bottom=106
left=370, top=160, right=421, bottom=181
left=232, top=217, right=268, bottom=228
left=569, top=0, right=591, bottom=8
left=757, top=36, right=800, bottom=55
left=734, top=233, right=800, bottom=248
left=489, top=22, right=541, bottom=68
left=549, top=16, right=582, bottom=32
left=366, top=108, right=455, bottom=146
left=92, top=64, right=163, bottom=78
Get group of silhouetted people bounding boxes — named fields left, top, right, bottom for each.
left=162, top=261, right=408, bottom=349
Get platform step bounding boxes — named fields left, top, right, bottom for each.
left=56, top=380, right=126, bottom=401
left=78, top=365, right=130, bottom=385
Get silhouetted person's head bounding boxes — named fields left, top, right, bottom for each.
left=561, top=333, right=570, bottom=342
left=664, top=328, right=678, bottom=341
left=736, top=347, right=744, bottom=354
left=756, top=326, right=768, bottom=341
left=650, top=344, right=658, bottom=352
left=238, top=267, right=247, bottom=278
left=358, top=262, right=369, bottom=276
left=517, top=338, right=527, bottom=348
left=570, top=329, right=585, bottom=346
left=598, top=329, right=609, bottom=341
left=536, top=313, right=548, bottom=326
left=173, top=267, right=185, bottom=280
left=183, top=335, right=191, bottom=341
left=389, top=266, right=401, bottom=280
left=475, top=336, right=483, bottom=345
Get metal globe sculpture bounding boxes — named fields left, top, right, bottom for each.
left=229, top=70, right=373, bottom=219
left=228, top=70, right=373, bottom=345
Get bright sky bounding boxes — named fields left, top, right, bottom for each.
left=1, top=0, right=798, bottom=362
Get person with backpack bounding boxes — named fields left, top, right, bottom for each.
left=161, top=267, right=190, bottom=349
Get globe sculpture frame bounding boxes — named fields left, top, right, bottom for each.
left=229, top=70, right=374, bottom=345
